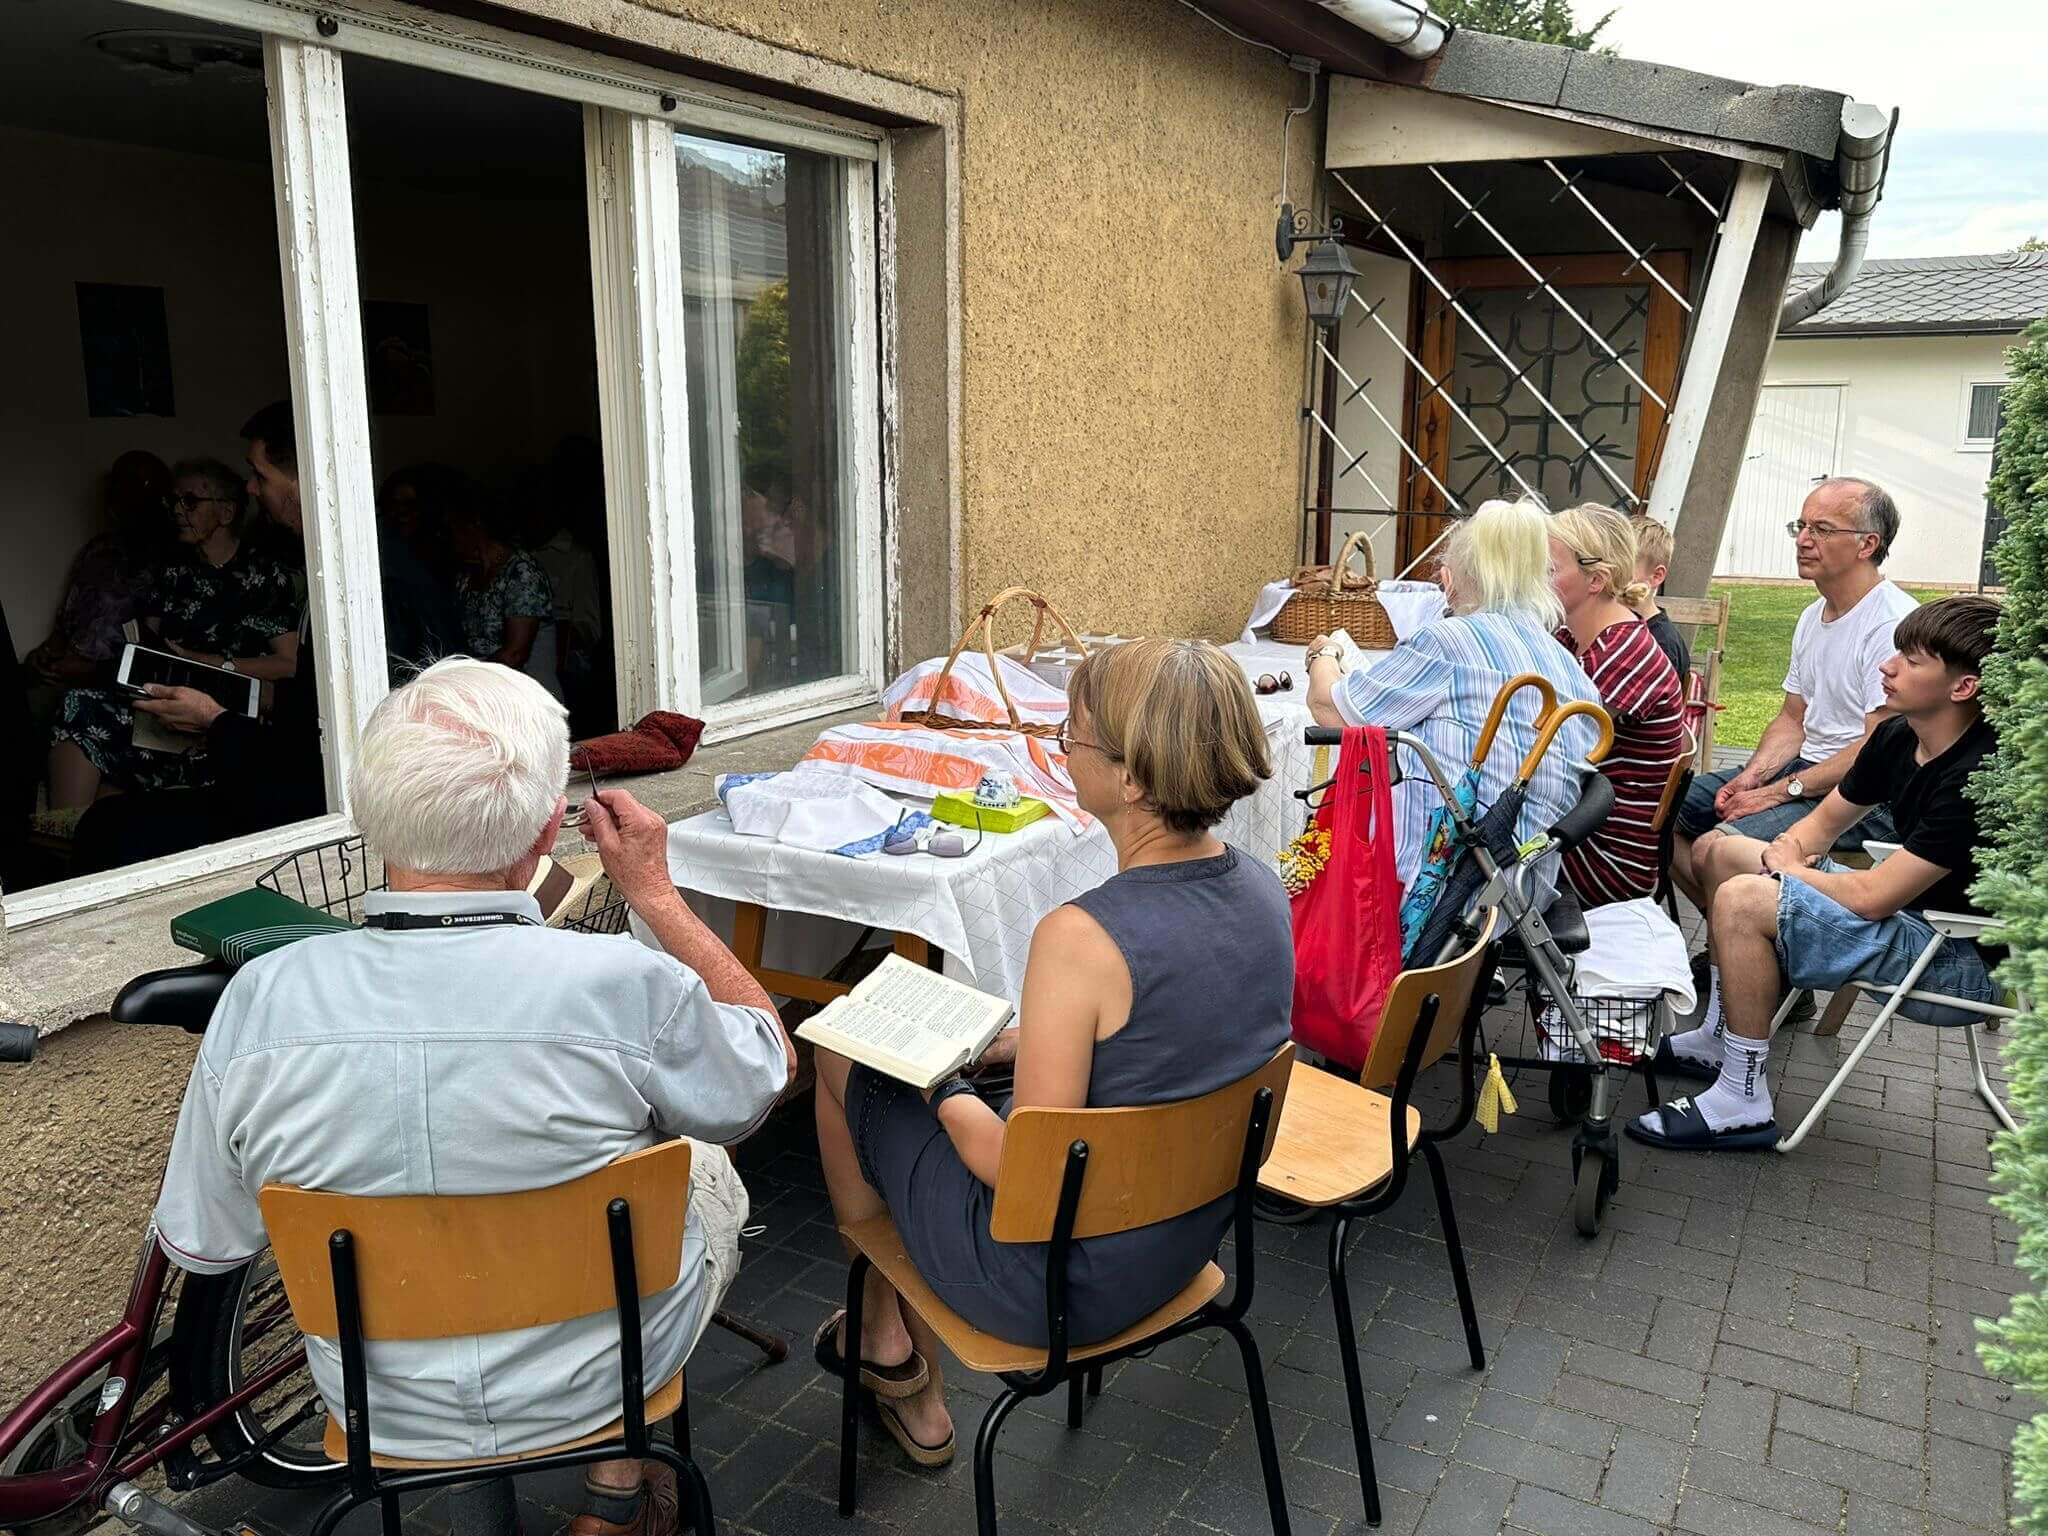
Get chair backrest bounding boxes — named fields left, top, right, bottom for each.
left=1660, top=593, right=1729, bottom=654
left=259, top=1141, right=692, bottom=1342
left=988, top=1044, right=1294, bottom=1243
left=1651, top=734, right=1695, bottom=835
left=1357, top=907, right=1499, bottom=1094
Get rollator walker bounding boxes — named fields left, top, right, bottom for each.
left=1305, top=673, right=1637, bottom=1235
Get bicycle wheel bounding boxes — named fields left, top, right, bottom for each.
left=167, top=1252, right=341, bottom=1489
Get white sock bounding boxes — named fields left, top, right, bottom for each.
left=1664, top=968, right=1724, bottom=1067
left=1688, top=1034, right=1773, bottom=1132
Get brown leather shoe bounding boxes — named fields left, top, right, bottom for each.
left=569, top=1465, right=680, bottom=1536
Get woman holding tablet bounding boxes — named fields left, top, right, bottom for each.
left=47, top=459, right=298, bottom=809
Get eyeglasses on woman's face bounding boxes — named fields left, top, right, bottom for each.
left=166, top=491, right=233, bottom=514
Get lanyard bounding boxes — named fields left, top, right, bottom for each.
left=364, top=910, right=539, bottom=932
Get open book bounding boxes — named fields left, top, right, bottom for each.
left=795, top=954, right=1015, bottom=1091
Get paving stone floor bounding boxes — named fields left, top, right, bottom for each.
left=171, top=907, right=2032, bottom=1536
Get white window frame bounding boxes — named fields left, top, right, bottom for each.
left=4, top=0, right=894, bottom=930
left=1959, top=376, right=2009, bottom=453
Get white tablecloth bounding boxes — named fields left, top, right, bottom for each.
left=661, top=644, right=1380, bottom=1004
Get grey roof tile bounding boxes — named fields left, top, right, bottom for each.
left=1781, top=252, right=2048, bottom=336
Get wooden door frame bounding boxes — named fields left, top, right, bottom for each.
left=1399, top=249, right=1689, bottom=569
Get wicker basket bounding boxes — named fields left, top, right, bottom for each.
left=1270, top=531, right=1398, bottom=649
left=898, top=587, right=1089, bottom=738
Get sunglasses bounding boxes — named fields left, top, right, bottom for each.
left=1255, top=671, right=1294, bottom=696
left=882, top=807, right=984, bottom=859
left=165, top=492, right=233, bottom=513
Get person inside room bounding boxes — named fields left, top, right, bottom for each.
left=24, top=450, right=172, bottom=729
left=46, top=457, right=299, bottom=812
left=373, top=462, right=468, bottom=677
left=447, top=489, right=563, bottom=700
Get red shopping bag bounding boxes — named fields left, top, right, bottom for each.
left=1290, top=724, right=1404, bottom=1072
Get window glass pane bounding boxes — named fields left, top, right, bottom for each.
left=1968, top=384, right=2005, bottom=442
left=342, top=54, right=619, bottom=737
left=676, top=133, right=859, bottom=703
left=2, top=0, right=335, bottom=895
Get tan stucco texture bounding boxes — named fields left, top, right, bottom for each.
left=613, top=0, right=1319, bottom=644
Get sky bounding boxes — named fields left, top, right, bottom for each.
left=1582, top=0, right=2048, bottom=263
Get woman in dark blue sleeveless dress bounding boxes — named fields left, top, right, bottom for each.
left=810, top=638, right=1296, bottom=1469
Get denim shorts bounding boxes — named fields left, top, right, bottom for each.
left=1773, top=862, right=1997, bottom=1026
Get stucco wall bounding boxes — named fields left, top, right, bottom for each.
left=1762, top=332, right=2014, bottom=585
left=558, top=0, right=1322, bottom=646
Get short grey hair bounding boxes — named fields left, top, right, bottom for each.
left=1812, top=477, right=1898, bottom=564
left=171, top=458, right=247, bottom=532
left=350, top=657, right=569, bottom=874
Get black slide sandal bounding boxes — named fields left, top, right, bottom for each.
left=1625, top=1095, right=1779, bottom=1151
left=1649, top=1038, right=1719, bottom=1082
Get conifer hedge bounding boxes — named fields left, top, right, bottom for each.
left=1974, top=317, right=2048, bottom=1528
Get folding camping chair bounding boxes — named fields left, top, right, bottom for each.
left=1772, top=843, right=2020, bottom=1154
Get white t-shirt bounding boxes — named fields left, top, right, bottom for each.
left=1782, top=579, right=1921, bottom=761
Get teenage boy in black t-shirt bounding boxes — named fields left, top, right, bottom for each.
left=1626, top=594, right=2002, bottom=1150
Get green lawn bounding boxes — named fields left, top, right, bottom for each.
left=1709, top=581, right=1950, bottom=749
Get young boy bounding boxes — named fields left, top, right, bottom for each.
left=1627, top=594, right=2002, bottom=1150
left=1628, top=513, right=1690, bottom=682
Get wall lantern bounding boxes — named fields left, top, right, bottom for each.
left=1276, top=202, right=1357, bottom=331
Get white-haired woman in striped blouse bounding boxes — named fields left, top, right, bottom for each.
left=1305, top=499, right=1602, bottom=912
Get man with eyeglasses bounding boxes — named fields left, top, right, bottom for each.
left=1671, top=478, right=1919, bottom=921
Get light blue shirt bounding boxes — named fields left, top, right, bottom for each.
left=153, top=888, right=789, bottom=1459
left=1332, top=609, right=1601, bottom=909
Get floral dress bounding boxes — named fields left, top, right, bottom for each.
left=54, top=542, right=299, bottom=793
left=458, top=553, right=554, bottom=658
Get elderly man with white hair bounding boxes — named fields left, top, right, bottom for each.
left=152, top=658, right=794, bottom=1536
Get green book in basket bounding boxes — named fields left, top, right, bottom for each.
left=170, top=887, right=355, bottom=968
left=929, top=791, right=1051, bottom=834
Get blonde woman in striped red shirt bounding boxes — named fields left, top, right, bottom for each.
left=1547, top=505, right=1688, bottom=906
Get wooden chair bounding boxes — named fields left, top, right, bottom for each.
left=1654, top=729, right=1697, bottom=923
left=1661, top=594, right=1729, bottom=771
left=1257, top=911, right=1500, bottom=1530
left=260, top=1141, right=714, bottom=1536
left=834, top=1046, right=1297, bottom=1536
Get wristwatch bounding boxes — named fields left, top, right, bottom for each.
left=1784, top=776, right=1805, bottom=800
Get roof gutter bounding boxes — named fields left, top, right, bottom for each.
left=1779, top=100, right=1896, bottom=328
left=1313, top=0, right=1452, bottom=59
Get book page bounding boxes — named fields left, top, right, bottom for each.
left=797, top=999, right=964, bottom=1089
left=857, top=957, right=1011, bottom=1045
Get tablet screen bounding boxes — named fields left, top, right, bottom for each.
left=121, top=646, right=260, bottom=716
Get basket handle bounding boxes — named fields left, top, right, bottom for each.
left=1331, top=529, right=1378, bottom=591
left=927, top=588, right=1089, bottom=729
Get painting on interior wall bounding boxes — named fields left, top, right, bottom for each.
left=365, top=300, right=435, bottom=416
left=76, top=283, right=174, bottom=419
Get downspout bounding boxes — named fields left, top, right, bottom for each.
left=1780, top=100, right=1897, bottom=327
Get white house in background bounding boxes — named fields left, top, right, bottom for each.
left=1720, top=252, right=2048, bottom=586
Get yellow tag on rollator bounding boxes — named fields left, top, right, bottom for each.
left=1475, top=1053, right=1517, bottom=1133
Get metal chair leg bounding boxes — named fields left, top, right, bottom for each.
left=1778, top=935, right=1950, bottom=1153
left=1067, top=1372, right=1084, bottom=1429
left=686, top=1457, right=717, bottom=1536
left=1222, top=1317, right=1293, bottom=1536
left=380, top=1494, right=403, bottom=1536
left=972, top=1388, right=1027, bottom=1536
left=308, top=1490, right=360, bottom=1536
left=1087, top=1365, right=1103, bottom=1397
left=672, top=1388, right=692, bottom=1463
left=1327, top=1217, right=1382, bottom=1528
left=1421, top=1141, right=1485, bottom=1371
left=838, top=1255, right=870, bottom=1517
left=1966, top=1024, right=2020, bottom=1133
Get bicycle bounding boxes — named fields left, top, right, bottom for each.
left=0, top=964, right=340, bottom=1536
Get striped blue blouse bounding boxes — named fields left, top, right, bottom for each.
left=1332, top=609, right=1602, bottom=910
